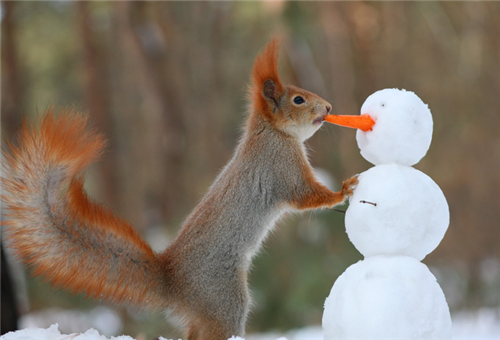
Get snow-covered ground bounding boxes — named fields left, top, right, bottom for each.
left=451, top=308, right=500, bottom=339
left=248, top=308, right=500, bottom=340
left=2, top=307, right=498, bottom=340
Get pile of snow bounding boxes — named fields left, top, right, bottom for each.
left=323, top=256, right=451, bottom=338
left=0, top=324, right=135, bottom=340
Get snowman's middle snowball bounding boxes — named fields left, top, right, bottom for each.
left=345, top=164, right=449, bottom=261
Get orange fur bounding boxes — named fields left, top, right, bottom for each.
left=2, top=108, right=167, bottom=310
left=292, top=173, right=357, bottom=210
left=249, top=38, right=284, bottom=116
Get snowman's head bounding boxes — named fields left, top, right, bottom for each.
left=356, top=89, right=433, bottom=166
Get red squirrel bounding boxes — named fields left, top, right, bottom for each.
left=2, top=39, right=358, bottom=340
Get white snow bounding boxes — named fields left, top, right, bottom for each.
left=0, top=324, right=134, bottom=340
left=356, top=88, right=433, bottom=166
left=345, top=164, right=450, bottom=261
left=452, top=308, right=500, bottom=338
left=2, top=310, right=499, bottom=340
left=322, top=256, right=452, bottom=339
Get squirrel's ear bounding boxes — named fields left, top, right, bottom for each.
left=263, top=79, right=281, bottom=111
left=250, top=38, right=284, bottom=114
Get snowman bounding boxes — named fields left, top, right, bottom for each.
left=322, top=89, right=452, bottom=338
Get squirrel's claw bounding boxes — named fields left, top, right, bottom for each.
left=341, top=175, right=359, bottom=197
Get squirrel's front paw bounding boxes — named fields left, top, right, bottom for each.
left=341, top=175, right=359, bottom=197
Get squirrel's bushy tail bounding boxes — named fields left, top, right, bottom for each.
left=2, top=108, right=167, bottom=310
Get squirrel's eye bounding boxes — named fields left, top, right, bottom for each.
left=293, top=96, right=305, bottom=105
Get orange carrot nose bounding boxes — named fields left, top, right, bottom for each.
left=323, top=114, right=375, bottom=132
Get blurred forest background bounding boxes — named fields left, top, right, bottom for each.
left=1, top=1, right=499, bottom=338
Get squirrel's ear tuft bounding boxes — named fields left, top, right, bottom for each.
left=249, top=38, right=284, bottom=114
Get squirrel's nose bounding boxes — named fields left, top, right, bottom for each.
left=326, top=104, right=332, bottom=113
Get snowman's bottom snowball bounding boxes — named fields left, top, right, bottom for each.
left=322, top=256, right=451, bottom=339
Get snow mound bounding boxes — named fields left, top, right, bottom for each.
left=322, top=256, right=452, bottom=339
left=0, top=324, right=135, bottom=340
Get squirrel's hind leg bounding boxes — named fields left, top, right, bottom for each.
left=184, top=280, right=249, bottom=340
left=186, top=315, right=246, bottom=340
left=186, top=321, right=202, bottom=340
